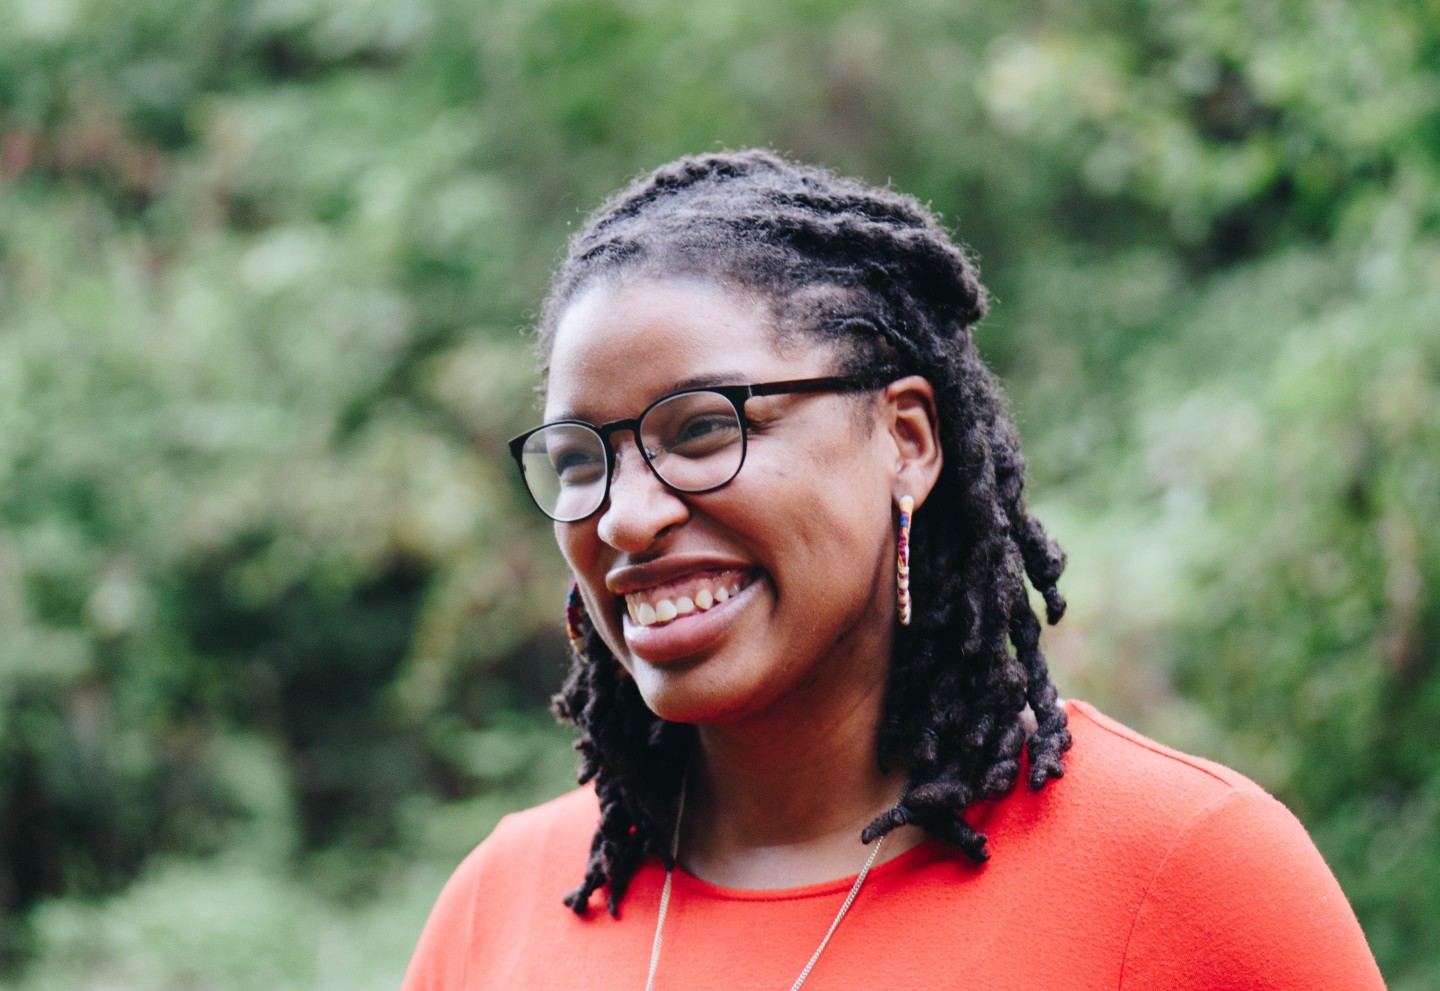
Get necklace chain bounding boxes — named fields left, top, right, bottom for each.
left=644, top=777, right=886, bottom=991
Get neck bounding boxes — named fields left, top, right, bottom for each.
left=678, top=647, right=923, bottom=888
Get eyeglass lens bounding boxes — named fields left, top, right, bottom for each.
left=518, top=391, right=746, bottom=521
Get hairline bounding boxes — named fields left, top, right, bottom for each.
left=538, top=264, right=888, bottom=432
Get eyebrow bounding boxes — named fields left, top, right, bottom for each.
left=547, top=370, right=751, bottom=422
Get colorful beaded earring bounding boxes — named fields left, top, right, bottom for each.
left=897, top=495, right=914, bottom=626
left=565, top=582, right=591, bottom=654
left=566, top=582, right=629, bottom=679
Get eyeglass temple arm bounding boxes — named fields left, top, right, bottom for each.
left=745, top=375, right=875, bottom=399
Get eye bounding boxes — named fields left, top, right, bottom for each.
left=549, top=442, right=605, bottom=484
left=666, top=412, right=743, bottom=457
left=676, top=413, right=739, bottom=442
left=642, top=390, right=744, bottom=462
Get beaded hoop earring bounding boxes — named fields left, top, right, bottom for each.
left=565, top=582, right=591, bottom=654
left=566, top=582, right=630, bottom=679
left=897, top=495, right=914, bottom=626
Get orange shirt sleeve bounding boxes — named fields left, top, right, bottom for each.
left=1118, top=788, right=1385, bottom=990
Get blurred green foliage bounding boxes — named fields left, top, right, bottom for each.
left=0, top=0, right=1436, bottom=987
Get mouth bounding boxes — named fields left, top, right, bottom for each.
left=622, top=569, right=753, bottom=628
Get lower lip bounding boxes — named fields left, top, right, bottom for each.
left=621, top=579, right=761, bottom=665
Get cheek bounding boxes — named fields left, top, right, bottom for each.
left=747, top=447, right=890, bottom=594
left=553, top=522, right=585, bottom=585
left=553, top=519, right=582, bottom=565
left=554, top=525, right=622, bottom=640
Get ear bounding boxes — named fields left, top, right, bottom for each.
left=881, top=375, right=943, bottom=510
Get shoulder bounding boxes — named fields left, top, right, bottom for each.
left=402, top=787, right=599, bottom=991
left=1004, top=700, right=1281, bottom=855
left=1058, top=698, right=1327, bottom=886
left=444, top=785, right=601, bottom=909
left=1063, top=699, right=1265, bottom=797
left=1051, top=699, right=1293, bottom=839
left=1054, top=702, right=1384, bottom=990
left=1056, top=699, right=1344, bottom=891
left=476, top=785, right=601, bottom=871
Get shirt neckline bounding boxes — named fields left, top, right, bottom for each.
left=670, top=835, right=952, bottom=902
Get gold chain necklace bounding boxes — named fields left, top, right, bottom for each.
left=644, top=777, right=887, bottom=991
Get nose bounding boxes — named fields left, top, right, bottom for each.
left=595, top=436, right=689, bottom=552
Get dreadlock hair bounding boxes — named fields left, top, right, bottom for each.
left=542, top=149, right=1071, bottom=916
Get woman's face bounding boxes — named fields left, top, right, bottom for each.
left=545, top=277, right=907, bottom=727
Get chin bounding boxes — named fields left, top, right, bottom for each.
left=631, top=665, right=769, bottom=727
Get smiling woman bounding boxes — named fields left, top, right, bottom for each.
left=546, top=280, right=912, bottom=727
left=403, top=151, right=1384, bottom=990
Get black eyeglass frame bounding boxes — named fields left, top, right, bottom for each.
left=507, top=375, right=881, bottom=522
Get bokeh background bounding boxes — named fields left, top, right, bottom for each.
left=1, top=0, right=1436, bottom=987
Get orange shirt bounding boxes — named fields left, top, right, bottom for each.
left=404, top=701, right=1384, bottom=990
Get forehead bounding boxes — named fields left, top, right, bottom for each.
left=544, top=277, right=830, bottom=421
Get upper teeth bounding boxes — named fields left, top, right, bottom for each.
left=627, top=582, right=742, bottom=627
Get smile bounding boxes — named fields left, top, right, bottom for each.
left=623, top=570, right=751, bottom=627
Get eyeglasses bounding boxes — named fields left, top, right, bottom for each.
left=508, top=376, right=878, bottom=522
